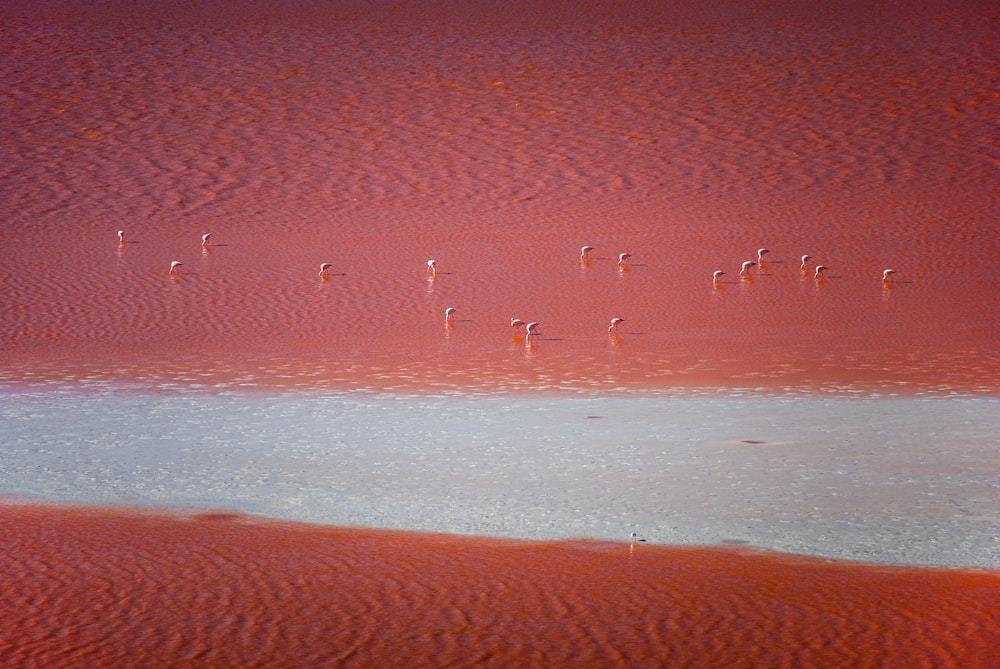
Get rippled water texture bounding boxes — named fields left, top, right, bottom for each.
left=2, top=505, right=998, bottom=669
left=2, top=1, right=999, bottom=666
left=2, top=0, right=997, bottom=394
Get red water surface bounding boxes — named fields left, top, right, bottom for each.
left=2, top=504, right=998, bottom=669
left=1, top=1, right=998, bottom=665
left=1, top=0, right=997, bottom=394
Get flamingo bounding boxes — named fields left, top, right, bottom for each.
left=609, top=317, right=625, bottom=333
left=525, top=322, right=541, bottom=337
left=757, top=247, right=769, bottom=263
left=426, top=259, right=437, bottom=276
left=882, top=269, right=896, bottom=283
left=169, top=260, right=183, bottom=276
left=713, top=269, right=725, bottom=285
left=740, top=260, right=756, bottom=277
left=581, top=245, right=594, bottom=260
left=445, top=307, right=457, bottom=322
left=319, top=263, right=333, bottom=277
left=814, top=265, right=829, bottom=279
left=800, top=254, right=812, bottom=271
left=618, top=252, right=632, bottom=266
left=510, top=318, right=525, bottom=328
left=117, top=230, right=125, bottom=244
left=201, top=233, right=212, bottom=247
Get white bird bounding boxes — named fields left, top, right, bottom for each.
left=800, top=254, right=812, bottom=270
left=510, top=318, right=525, bottom=328
left=426, top=259, right=437, bottom=276
left=525, top=322, right=541, bottom=337
left=581, top=245, right=594, bottom=260
left=201, top=233, right=212, bottom=247
left=814, top=265, right=829, bottom=278
left=609, top=317, right=624, bottom=333
left=757, top=247, right=769, bottom=262
left=882, top=268, right=896, bottom=283
left=117, top=230, right=125, bottom=244
left=618, top=252, right=632, bottom=266
left=319, top=262, right=333, bottom=277
left=445, top=307, right=457, bottom=322
left=169, top=260, right=183, bottom=276
left=713, top=269, right=725, bottom=284
left=740, top=260, right=756, bottom=277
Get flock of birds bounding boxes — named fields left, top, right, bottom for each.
left=712, top=246, right=899, bottom=286
left=434, top=249, right=634, bottom=339
left=120, top=230, right=899, bottom=340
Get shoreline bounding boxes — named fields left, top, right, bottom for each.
left=0, top=340, right=1000, bottom=397
left=3, top=498, right=999, bottom=576
left=3, top=388, right=997, bottom=569
left=4, top=501, right=997, bottom=668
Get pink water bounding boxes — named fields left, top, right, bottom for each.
left=1, top=0, right=998, bottom=666
left=3, top=504, right=998, bottom=669
left=1, top=0, right=997, bottom=394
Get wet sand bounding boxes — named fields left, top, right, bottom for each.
left=2, top=0, right=999, bottom=665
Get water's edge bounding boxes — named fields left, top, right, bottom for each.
left=3, top=388, right=997, bottom=568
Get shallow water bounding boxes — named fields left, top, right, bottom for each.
left=1, top=0, right=997, bottom=394
left=2, top=388, right=997, bottom=568
left=1, top=0, right=998, bottom=665
left=3, top=504, right=998, bottom=669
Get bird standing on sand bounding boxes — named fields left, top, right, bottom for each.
left=740, top=260, right=756, bottom=277
left=581, top=245, right=594, bottom=260
left=882, top=269, right=896, bottom=283
left=757, top=248, right=769, bottom=263
left=169, top=260, right=183, bottom=276
left=713, top=270, right=725, bottom=285
left=814, top=265, right=829, bottom=279
left=609, top=317, right=625, bottom=333
left=526, top=322, right=541, bottom=337
left=319, top=263, right=333, bottom=277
